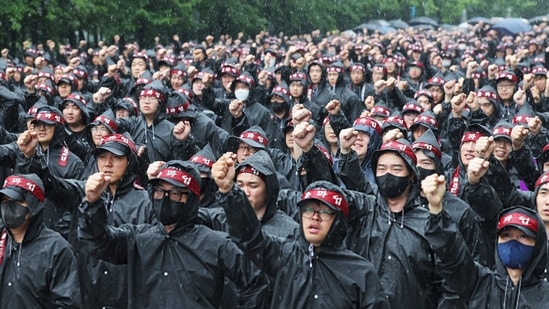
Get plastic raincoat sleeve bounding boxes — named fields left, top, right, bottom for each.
left=217, top=184, right=286, bottom=278
left=78, top=198, right=130, bottom=265
left=510, top=145, right=538, bottom=189
left=0, top=141, right=18, bottom=168
left=51, top=244, right=82, bottom=308
left=298, top=144, right=339, bottom=187
left=338, top=150, right=371, bottom=193
left=425, top=211, right=482, bottom=301
left=462, top=180, right=502, bottom=260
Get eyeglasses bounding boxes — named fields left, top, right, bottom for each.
left=91, top=126, right=110, bottom=134
left=34, top=122, right=54, bottom=130
left=237, top=145, right=257, bottom=153
left=301, top=207, right=336, bottom=221
left=497, top=83, right=514, bottom=90
left=153, top=187, right=188, bottom=201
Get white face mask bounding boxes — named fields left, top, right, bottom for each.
left=442, top=59, right=452, bottom=67
left=234, top=89, right=250, bottom=101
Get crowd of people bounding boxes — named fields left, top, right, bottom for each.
left=0, top=19, right=549, bottom=308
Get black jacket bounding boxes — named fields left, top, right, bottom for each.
left=117, top=115, right=198, bottom=163
left=217, top=182, right=389, bottom=308
left=0, top=213, right=81, bottom=308
left=78, top=198, right=268, bottom=308
left=198, top=150, right=299, bottom=240
left=425, top=207, right=549, bottom=308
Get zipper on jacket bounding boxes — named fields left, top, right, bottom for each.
left=308, top=244, right=314, bottom=268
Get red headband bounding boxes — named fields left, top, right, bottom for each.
left=157, top=167, right=200, bottom=196
left=94, top=115, right=118, bottom=132
left=3, top=175, right=45, bottom=202
left=380, top=141, right=417, bottom=165
left=99, top=134, right=137, bottom=154
left=497, top=212, right=538, bottom=234
left=461, top=132, right=484, bottom=143
left=353, top=117, right=382, bottom=136
left=493, top=126, right=511, bottom=138
left=413, top=115, right=438, bottom=128
left=191, top=155, right=214, bottom=168
left=237, top=166, right=266, bottom=182
left=477, top=90, right=497, bottom=101
left=412, top=142, right=442, bottom=160
left=139, top=89, right=165, bottom=102
left=536, top=172, right=549, bottom=188
left=240, top=131, right=268, bottom=146
left=301, top=188, right=348, bottom=217
left=166, top=101, right=190, bottom=115
left=512, top=115, right=533, bottom=125
left=35, top=111, right=64, bottom=125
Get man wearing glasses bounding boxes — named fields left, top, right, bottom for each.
left=78, top=160, right=268, bottom=308
left=212, top=152, right=389, bottom=308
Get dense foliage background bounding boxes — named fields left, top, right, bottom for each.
left=1, top=0, right=547, bottom=50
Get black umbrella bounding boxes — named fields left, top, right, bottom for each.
left=412, top=24, right=434, bottom=30
left=529, top=15, right=549, bottom=25
left=408, top=16, right=439, bottom=27
left=492, top=18, right=532, bottom=36
left=389, top=19, right=409, bottom=29
left=467, top=17, right=491, bottom=25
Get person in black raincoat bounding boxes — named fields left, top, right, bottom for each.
left=166, top=89, right=229, bottom=159
left=343, top=137, right=461, bottom=308
left=209, top=73, right=276, bottom=141
left=78, top=160, right=268, bottom=308
left=306, top=60, right=338, bottom=124
left=412, top=129, right=492, bottom=268
left=533, top=171, right=549, bottom=280
left=46, top=133, right=155, bottom=308
left=0, top=174, right=80, bottom=308
left=199, top=150, right=298, bottom=239
left=189, top=144, right=218, bottom=208
left=61, top=92, right=93, bottom=162
left=116, top=80, right=198, bottom=162
left=423, top=175, right=549, bottom=308
left=212, top=152, right=389, bottom=308
left=14, top=107, right=86, bottom=238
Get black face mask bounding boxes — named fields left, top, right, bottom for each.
left=376, top=173, right=411, bottom=199
left=153, top=197, right=186, bottom=226
left=1, top=200, right=30, bottom=229
left=416, top=166, right=436, bottom=182
left=271, top=101, right=289, bottom=113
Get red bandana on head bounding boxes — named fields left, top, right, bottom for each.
left=301, top=188, right=348, bottom=217
left=2, top=175, right=45, bottom=202
left=157, top=167, right=200, bottom=196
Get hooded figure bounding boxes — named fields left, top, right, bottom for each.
left=0, top=174, right=80, bottom=307
left=78, top=160, right=269, bottom=308
left=22, top=107, right=86, bottom=238
left=343, top=138, right=461, bottom=309
left=425, top=206, right=549, bottom=308
left=62, top=93, right=93, bottom=162
left=216, top=173, right=390, bottom=308
left=413, top=129, right=492, bottom=267
left=340, top=116, right=382, bottom=184
left=213, top=73, right=276, bottom=141
left=189, top=144, right=218, bottom=208
left=200, top=150, right=298, bottom=238
left=226, top=126, right=295, bottom=187
left=306, top=61, right=338, bottom=122
left=166, top=90, right=229, bottom=159
left=117, top=80, right=198, bottom=162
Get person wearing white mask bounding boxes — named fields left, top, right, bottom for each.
left=215, top=73, right=275, bottom=142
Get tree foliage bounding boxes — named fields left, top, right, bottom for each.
left=0, top=0, right=547, bottom=51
